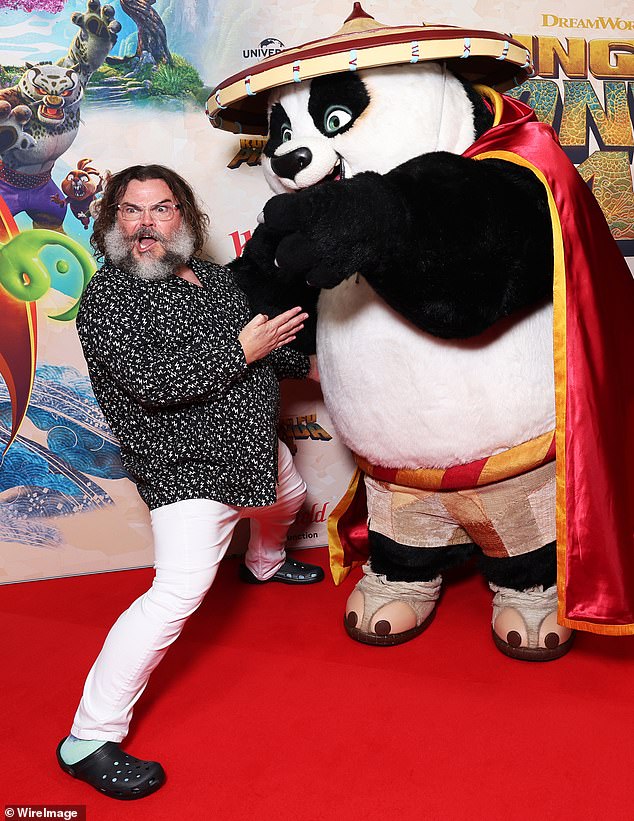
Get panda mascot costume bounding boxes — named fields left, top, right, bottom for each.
left=208, top=5, right=634, bottom=658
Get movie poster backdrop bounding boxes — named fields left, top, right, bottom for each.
left=0, top=0, right=631, bottom=582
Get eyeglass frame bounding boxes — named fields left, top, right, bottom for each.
left=116, top=200, right=181, bottom=222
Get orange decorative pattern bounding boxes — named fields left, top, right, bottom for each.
left=355, top=430, right=556, bottom=492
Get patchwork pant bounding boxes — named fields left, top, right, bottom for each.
left=366, top=460, right=556, bottom=567
left=70, top=441, right=306, bottom=742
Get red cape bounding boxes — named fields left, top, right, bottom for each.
left=329, top=88, right=634, bottom=635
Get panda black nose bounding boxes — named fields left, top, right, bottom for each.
left=271, top=147, right=313, bottom=180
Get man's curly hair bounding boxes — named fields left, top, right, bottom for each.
left=91, top=164, right=209, bottom=260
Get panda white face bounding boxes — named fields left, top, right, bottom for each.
left=263, top=63, right=479, bottom=194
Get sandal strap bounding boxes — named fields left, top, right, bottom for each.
left=360, top=564, right=442, bottom=604
left=489, top=583, right=559, bottom=637
left=489, top=583, right=557, bottom=612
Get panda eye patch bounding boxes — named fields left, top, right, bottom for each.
left=265, top=102, right=292, bottom=157
left=308, top=73, right=369, bottom=138
left=324, top=106, right=352, bottom=134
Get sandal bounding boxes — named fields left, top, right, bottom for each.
left=56, top=739, right=165, bottom=800
left=344, top=564, right=441, bottom=646
left=490, top=584, right=574, bottom=661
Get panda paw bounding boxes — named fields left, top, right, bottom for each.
left=275, top=231, right=351, bottom=289
left=262, top=186, right=377, bottom=288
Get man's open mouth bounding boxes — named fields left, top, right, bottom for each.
left=136, top=232, right=159, bottom=252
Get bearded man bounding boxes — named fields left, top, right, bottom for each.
left=56, top=164, right=322, bottom=799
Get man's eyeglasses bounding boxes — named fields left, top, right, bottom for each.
left=117, top=202, right=181, bottom=222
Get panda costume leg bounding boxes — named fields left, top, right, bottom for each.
left=344, top=462, right=573, bottom=659
left=480, top=543, right=573, bottom=661
left=343, top=534, right=472, bottom=647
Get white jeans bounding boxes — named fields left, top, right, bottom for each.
left=71, top=441, right=306, bottom=742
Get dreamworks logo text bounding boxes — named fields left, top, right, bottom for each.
left=542, top=13, right=634, bottom=29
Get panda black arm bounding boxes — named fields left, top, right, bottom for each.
left=228, top=223, right=319, bottom=353
left=229, top=223, right=288, bottom=315
left=375, top=152, right=554, bottom=337
left=264, top=152, right=553, bottom=339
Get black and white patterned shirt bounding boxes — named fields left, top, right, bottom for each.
left=76, top=257, right=310, bottom=510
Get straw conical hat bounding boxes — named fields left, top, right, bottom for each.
left=207, top=3, right=533, bottom=135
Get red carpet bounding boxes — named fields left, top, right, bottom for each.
left=3, top=548, right=634, bottom=820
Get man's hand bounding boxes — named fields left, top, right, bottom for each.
left=239, top=306, right=308, bottom=364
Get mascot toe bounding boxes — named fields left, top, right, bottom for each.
left=209, top=4, right=634, bottom=658
left=345, top=567, right=442, bottom=647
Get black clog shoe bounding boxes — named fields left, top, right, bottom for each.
left=56, top=739, right=165, bottom=800
left=239, top=558, right=325, bottom=585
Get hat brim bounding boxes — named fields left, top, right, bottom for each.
left=207, top=25, right=532, bottom=135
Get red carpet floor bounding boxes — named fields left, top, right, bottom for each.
left=2, top=547, right=634, bottom=821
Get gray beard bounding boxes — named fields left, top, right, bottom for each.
left=104, top=222, right=196, bottom=281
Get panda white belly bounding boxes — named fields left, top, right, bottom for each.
left=316, top=276, right=555, bottom=469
